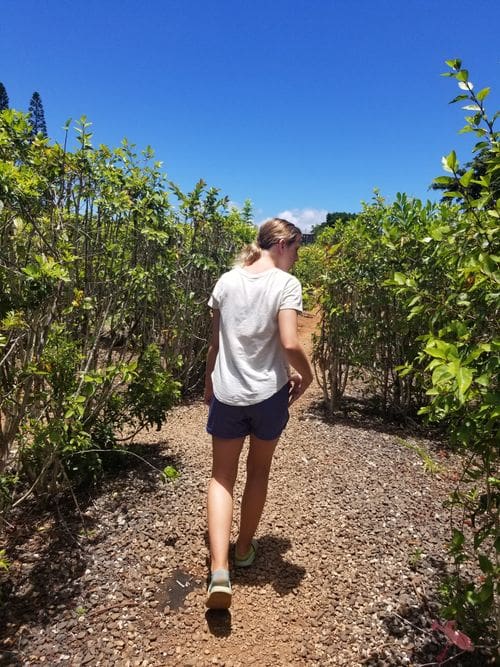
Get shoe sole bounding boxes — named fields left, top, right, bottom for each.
left=206, top=586, right=232, bottom=609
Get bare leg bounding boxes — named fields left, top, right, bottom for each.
left=207, top=435, right=245, bottom=572
left=235, top=434, right=279, bottom=557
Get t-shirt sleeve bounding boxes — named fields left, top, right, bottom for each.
left=208, top=276, right=223, bottom=309
left=279, top=276, right=303, bottom=313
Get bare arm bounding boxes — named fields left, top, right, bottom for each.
left=204, top=309, right=220, bottom=404
left=278, top=309, right=313, bottom=404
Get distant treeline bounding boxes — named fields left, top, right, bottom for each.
left=0, top=82, right=47, bottom=136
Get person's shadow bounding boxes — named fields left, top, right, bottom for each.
left=205, top=534, right=305, bottom=637
left=205, top=608, right=232, bottom=637
left=231, top=534, right=306, bottom=596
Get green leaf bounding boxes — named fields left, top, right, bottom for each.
left=450, top=528, right=465, bottom=553
left=442, top=151, right=458, bottom=173
left=448, top=94, right=469, bottom=104
left=476, top=87, right=490, bottom=101
left=456, top=366, right=473, bottom=403
left=22, top=265, right=42, bottom=279
left=475, top=373, right=490, bottom=387
left=425, top=339, right=458, bottom=360
left=429, top=224, right=451, bottom=241
left=408, top=304, right=424, bottom=319
left=459, top=170, right=474, bottom=187
left=163, top=465, right=179, bottom=481
left=463, top=343, right=491, bottom=364
left=0, top=550, right=10, bottom=571
left=432, top=364, right=453, bottom=385
left=469, top=113, right=481, bottom=125
left=465, top=589, right=478, bottom=605
left=477, top=578, right=493, bottom=604
left=433, top=176, right=455, bottom=186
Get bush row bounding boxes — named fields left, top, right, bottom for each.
left=303, top=61, right=499, bottom=647
left=0, top=111, right=254, bottom=498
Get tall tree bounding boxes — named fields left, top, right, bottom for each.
left=0, top=83, right=9, bottom=111
left=241, top=199, right=254, bottom=225
left=28, top=91, right=47, bottom=137
left=311, top=211, right=357, bottom=236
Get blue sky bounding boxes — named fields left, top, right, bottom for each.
left=1, top=0, right=499, bottom=230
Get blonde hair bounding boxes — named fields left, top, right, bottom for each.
left=237, top=217, right=302, bottom=266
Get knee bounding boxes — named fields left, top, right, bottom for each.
left=245, top=462, right=272, bottom=483
left=211, top=469, right=238, bottom=490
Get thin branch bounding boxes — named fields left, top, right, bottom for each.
left=392, top=612, right=434, bottom=638
left=70, top=448, right=167, bottom=476
left=417, top=649, right=469, bottom=666
left=0, top=333, right=27, bottom=370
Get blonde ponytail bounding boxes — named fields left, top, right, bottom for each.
left=236, top=242, right=262, bottom=266
left=235, top=217, right=302, bottom=266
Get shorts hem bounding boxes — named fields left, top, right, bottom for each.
left=251, top=429, right=286, bottom=441
left=206, top=424, right=287, bottom=441
left=206, top=426, right=249, bottom=439
left=206, top=384, right=289, bottom=441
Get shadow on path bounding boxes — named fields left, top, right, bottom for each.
left=304, top=394, right=447, bottom=444
left=0, top=442, right=181, bottom=652
left=202, top=535, right=304, bottom=638
left=232, top=535, right=306, bottom=596
left=205, top=609, right=232, bottom=637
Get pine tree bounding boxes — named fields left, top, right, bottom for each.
left=0, top=83, right=9, bottom=111
left=28, top=91, right=47, bottom=136
left=241, top=199, right=254, bottom=225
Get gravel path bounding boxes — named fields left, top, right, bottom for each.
left=0, top=315, right=491, bottom=666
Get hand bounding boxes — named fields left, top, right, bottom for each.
left=204, top=383, right=214, bottom=405
left=288, top=372, right=304, bottom=405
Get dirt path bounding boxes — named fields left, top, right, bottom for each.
left=0, top=314, right=483, bottom=666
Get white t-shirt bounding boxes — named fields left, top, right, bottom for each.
left=208, top=266, right=303, bottom=405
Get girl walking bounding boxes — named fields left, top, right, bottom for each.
left=204, top=218, right=313, bottom=609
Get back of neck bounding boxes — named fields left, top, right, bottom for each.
left=243, top=256, right=276, bottom=274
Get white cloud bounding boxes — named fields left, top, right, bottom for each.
left=275, top=208, right=328, bottom=233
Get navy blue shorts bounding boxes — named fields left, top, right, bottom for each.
left=207, top=383, right=290, bottom=441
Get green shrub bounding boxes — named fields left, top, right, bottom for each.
left=312, top=58, right=498, bottom=648
left=293, top=243, right=326, bottom=310
left=127, top=344, right=180, bottom=431
left=312, top=195, right=436, bottom=414
left=385, top=60, right=499, bottom=649
left=0, top=111, right=254, bottom=499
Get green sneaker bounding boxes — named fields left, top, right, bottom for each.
left=234, top=539, right=258, bottom=567
left=206, top=568, right=232, bottom=609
